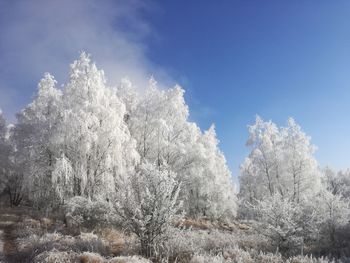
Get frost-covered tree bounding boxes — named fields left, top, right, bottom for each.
left=0, top=111, right=22, bottom=206
left=239, top=116, right=321, bottom=209
left=281, top=118, right=320, bottom=202
left=114, top=162, right=182, bottom=256
left=323, top=167, right=350, bottom=199
left=13, top=73, right=62, bottom=206
left=191, top=125, right=237, bottom=218
left=124, top=79, right=237, bottom=218
left=315, top=189, right=350, bottom=245
left=57, top=53, right=139, bottom=201
left=336, top=169, right=350, bottom=198
left=0, top=110, right=9, bottom=188
left=12, top=54, right=140, bottom=206
left=8, top=52, right=236, bottom=218
left=239, top=116, right=283, bottom=203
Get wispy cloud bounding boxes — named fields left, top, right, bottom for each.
left=0, top=0, right=170, bottom=121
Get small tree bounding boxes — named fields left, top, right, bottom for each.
left=315, top=190, right=350, bottom=246
left=114, top=162, right=182, bottom=256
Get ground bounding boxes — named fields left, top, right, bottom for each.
left=0, top=208, right=22, bottom=263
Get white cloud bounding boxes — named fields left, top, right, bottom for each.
left=0, top=0, right=171, bottom=121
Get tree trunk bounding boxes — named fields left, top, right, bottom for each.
left=140, top=238, right=152, bottom=257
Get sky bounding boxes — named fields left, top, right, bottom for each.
left=0, top=0, right=350, bottom=179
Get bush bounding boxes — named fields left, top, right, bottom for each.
left=65, top=196, right=114, bottom=231
left=108, top=256, right=151, bottom=263
left=33, top=249, right=79, bottom=263
left=17, top=232, right=109, bottom=261
left=79, top=252, right=104, bottom=263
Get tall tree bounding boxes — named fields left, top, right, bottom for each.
left=58, top=53, right=139, bottom=201
left=13, top=73, right=62, bottom=206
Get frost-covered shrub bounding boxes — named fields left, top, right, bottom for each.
left=286, top=255, right=334, bottom=263
left=159, top=225, right=269, bottom=261
left=108, top=255, right=151, bottom=263
left=79, top=252, right=104, bottom=263
left=190, top=253, right=229, bottom=263
left=114, top=162, right=182, bottom=256
left=33, top=249, right=78, bottom=263
left=252, top=194, right=306, bottom=255
left=17, top=231, right=109, bottom=260
left=65, top=196, right=114, bottom=230
left=189, top=249, right=334, bottom=263
left=161, top=227, right=237, bottom=258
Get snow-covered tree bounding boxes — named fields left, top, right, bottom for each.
left=58, top=53, right=139, bottom=201
left=0, top=111, right=22, bottom=206
left=8, top=52, right=236, bottom=218
left=281, top=118, right=320, bottom=202
left=239, top=116, right=321, bottom=209
left=0, top=110, right=9, bottom=188
left=315, top=189, right=350, bottom=245
left=114, top=162, right=182, bottom=256
left=323, top=167, right=350, bottom=198
left=126, top=79, right=237, bottom=218
left=13, top=73, right=62, bottom=206
left=239, top=116, right=283, bottom=203
left=253, top=193, right=303, bottom=254
left=190, top=125, right=237, bottom=218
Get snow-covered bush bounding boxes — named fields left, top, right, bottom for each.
left=17, top=231, right=109, bottom=260
left=190, top=253, right=230, bottom=263
left=79, top=251, right=104, bottom=263
left=189, top=249, right=284, bottom=263
left=65, top=196, right=113, bottom=230
left=108, top=256, right=151, bottom=263
left=189, top=249, right=334, bottom=263
left=286, top=255, right=334, bottom=263
left=33, top=249, right=78, bottom=263
left=114, top=162, right=182, bottom=256
left=252, top=193, right=305, bottom=255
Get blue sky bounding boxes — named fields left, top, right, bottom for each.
left=1, top=1, right=350, bottom=178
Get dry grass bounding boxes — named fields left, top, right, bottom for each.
left=40, top=217, right=54, bottom=229
left=108, top=256, right=151, bottom=263
left=33, top=249, right=79, bottom=263
left=79, top=252, right=105, bottom=263
left=176, top=218, right=250, bottom=232
left=97, top=228, right=126, bottom=256
left=22, top=217, right=41, bottom=228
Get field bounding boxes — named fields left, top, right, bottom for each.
left=0, top=206, right=340, bottom=263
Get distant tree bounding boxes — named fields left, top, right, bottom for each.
left=114, top=162, right=182, bottom=256
left=239, top=116, right=321, bottom=212
left=281, top=118, right=320, bottom=202
left=323, top=167, right=350, bottom=199
left=315, top=189, right=350, bottom=246
left=0, top=111, right=22, bottom=206
left=0, top=110, right=9, bottom=191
